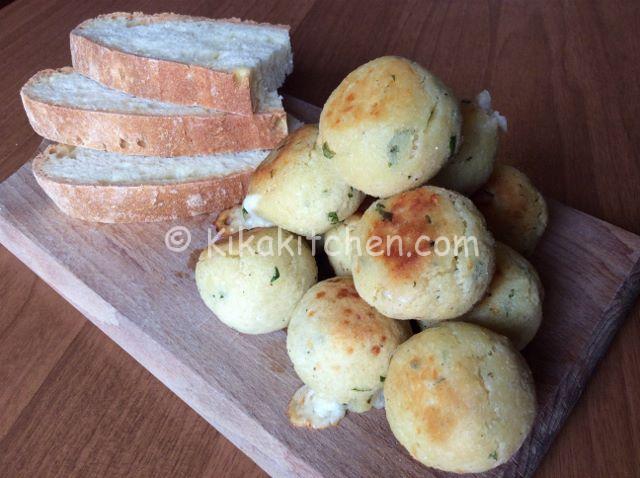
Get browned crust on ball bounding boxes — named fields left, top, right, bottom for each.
left=71, top=13, right=290, bottom=113
left=21, top=73, right=287, bottom=157
left=32, top=150, right=252, bottom=223
left=367, top=190, right=451, bottom=279
left=250, top=124, right=318, bottom=187
left=472, top=164, right=548, bottom=255
left=321, top=56, right=420, bottom=130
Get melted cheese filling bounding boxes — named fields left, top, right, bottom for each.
left=242, top=194, right=274, bottom=228
left=475, top=90, right=508, bottom=133
left=288, top=385, right=347, bottom=429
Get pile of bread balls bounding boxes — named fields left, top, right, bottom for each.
left=196, top=56, right=548, bottom=474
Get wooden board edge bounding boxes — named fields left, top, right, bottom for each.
left=518, top=254, right=640, bottom=476
left=0, top=210, right=322, bottom=478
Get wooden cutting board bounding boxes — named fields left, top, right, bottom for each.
left=0, top=97, right=639, bottom=478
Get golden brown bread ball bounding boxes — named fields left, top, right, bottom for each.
left=473, top=164, right=548, bottom=255
left=384, top=321, right=536, bottom=473
left=463, top=242, right=543, bottom=349
left=318, top=56, right=461, bottom=197
left=195, top=227, right=317, bottom=334
left=352, top=186, right=495, bottom=321
left=246, top=124, right=364, bottom=236
left=418, top=242, right=544, bottom=349
left=431, top=92, right=504, bottom=194
left=286, top=277, right=412, bottom=422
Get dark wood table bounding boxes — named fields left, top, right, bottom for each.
left=1, top=1, right=639, bottom=477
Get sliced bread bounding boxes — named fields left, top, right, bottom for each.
left=71, top=12, right=293, bottom=113
left=21, top=68, right=288, bottom=157
left=33, top=143, right=271, bottom=222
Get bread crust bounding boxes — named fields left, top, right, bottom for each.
left=286, top=277, right=411, bottom=410
left=247, top=124, right=365, bottom=236
left=472, top=164, right=548, bottom=256
left=318, top=56, right=461, bottom=197
left=352, top=186, right=495, bottom=320
left=71, top=12, right=290, bottom=113
left=384, top=322, right=536, bottom=473
left=32, top=149, right=253, bottom=223
left=21, top=71, right=288, bottom=157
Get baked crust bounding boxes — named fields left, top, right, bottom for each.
left=385, top=322, right=536, bottom=473
left=31, top=147, right=253, bottom=223
left=71, top=12, right=290, bottom=113
left=472, top=164, right=548, bottom=256
left=352, top=186, right=495, bottom=320
left=247, top=124, right=365, bottom=236
left=21, top=69, right=288, bottom=157
left=318, top=56, right=461, bottom=197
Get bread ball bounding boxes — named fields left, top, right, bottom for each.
left=195, top=227, right=317, bottom=334
left=384, top=322, right=536, bottom=473
left=352, top=186, right=495, bottom=321
left=318, top=56, right=461, bottom=197
left=287, top=277, right=412, bottom=420
left=464, top=242, right=543, bottom=349
left=323, top=213, right=362, bottom=276
left=473, top=164, right=548, bottom=255
left=431, top=91, right=505, bottom=194
left=245, top=124, right=364, bottom=236
left=417, top=242, right=543, bottom=349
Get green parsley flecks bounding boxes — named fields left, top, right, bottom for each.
left=322, top=142, right=335, bottom=159
left=388, top=145, right=400, bottom=167
left=380, top=376, right=386, bottom=382
left=449, top=135, right=457, bottom=157
left=242, top=207, right=248, bottom=219
left=387, top=128, right=414, bottom=167
left=489, top=451, right=498, bottom=460
left=347, top=187, right=354, bottom=199
left=328, top=211, right=340, bottom=224
left=375, top=202, right=393, bottom=222
left=270, top=267, right=280, bottom=284
left=351, top=387, right=372, bottom=392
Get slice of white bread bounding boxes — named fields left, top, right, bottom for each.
left=33, top=143, right=270, bottom=222
left=71, top=12, right=293, bottom=113
left=21, top=68, right=288, bottom=157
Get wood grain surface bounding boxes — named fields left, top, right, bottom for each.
left=1, top=0, right=639, bottom=477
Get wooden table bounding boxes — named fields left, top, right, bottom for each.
left=1, top=1, right=639, bottom=477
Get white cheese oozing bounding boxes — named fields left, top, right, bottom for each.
left=288, top=385, right=347, bottom=429
left=475, top=90, right=508, bottom=133
left=242, top=194, right=274, bottom=228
